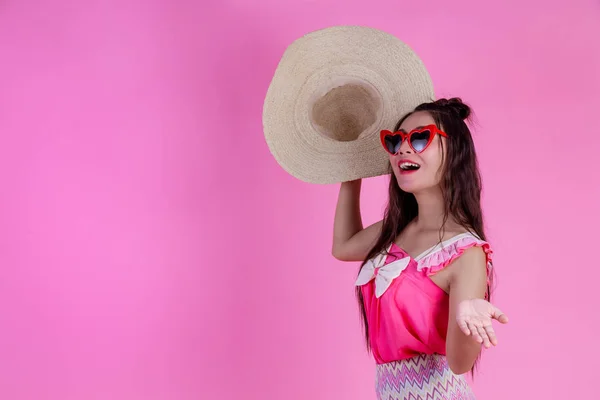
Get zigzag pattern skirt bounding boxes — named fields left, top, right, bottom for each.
left=375, top=354, right=476, bottom=400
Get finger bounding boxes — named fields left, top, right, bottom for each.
left=491, top=307, right=509, bottom=324
left=484, top=323, right=498, bottom=346
left=458, top=318, right=472, bottom=336
left=468, top=322, right=483, bottom=343
left=476, top=325, right=491, bottom=348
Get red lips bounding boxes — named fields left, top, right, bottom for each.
left=397, top=159, right=421, bottom=175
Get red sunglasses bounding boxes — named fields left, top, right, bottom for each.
left=380, top=124, right=448, bottom=155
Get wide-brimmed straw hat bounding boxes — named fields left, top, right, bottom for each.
left=262, top=25, right=435, bottom=184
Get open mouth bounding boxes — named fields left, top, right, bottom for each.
left=399, top=161, right=421, bottom=171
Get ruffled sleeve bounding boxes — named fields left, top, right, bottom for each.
left=416, top=234, right=493, bottom=282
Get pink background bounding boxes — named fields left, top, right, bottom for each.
left=1, top=0, right=599, bottom=399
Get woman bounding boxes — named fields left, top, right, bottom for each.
left=332, top=98, right=508, bottom=399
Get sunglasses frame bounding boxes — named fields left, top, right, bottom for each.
left=380, top=124, right=448, bottom=155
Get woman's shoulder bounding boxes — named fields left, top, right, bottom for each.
left=415, top=231, right=493, bottom=276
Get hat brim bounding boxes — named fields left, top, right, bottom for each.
left=263, top=25, right=435, bottom=184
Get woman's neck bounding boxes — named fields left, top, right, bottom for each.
left=412, top=187, right=456, bottom=231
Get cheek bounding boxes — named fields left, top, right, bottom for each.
left=421, top=150, right=445, bottom=178
left=422, top=142, right=442, bottom=162
left=428, top=138, right=446, bottom=168
left=432, top=152, right=445, bottom=170
left=389, top=154, right=398, bottom=171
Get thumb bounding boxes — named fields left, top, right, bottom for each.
left=491, top=306, right=509, bottom=324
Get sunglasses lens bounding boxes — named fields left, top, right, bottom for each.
left=410, top=130, right=432, bottom=152
left=384, top=135, right=402, bottom=154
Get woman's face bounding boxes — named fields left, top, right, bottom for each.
left=389, top=111, right=446, bottom=193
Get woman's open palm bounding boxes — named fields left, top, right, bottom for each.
left=456, top=299, right=509, bottom=348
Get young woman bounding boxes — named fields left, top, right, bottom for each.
left=332, top=98, right=508, bottom=399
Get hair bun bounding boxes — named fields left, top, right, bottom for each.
left=436, top=97, right=471, bottom=120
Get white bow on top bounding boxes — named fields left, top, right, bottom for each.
left=355, top=252, right=410, bottom=298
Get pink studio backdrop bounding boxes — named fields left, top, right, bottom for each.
left=1, top=0, right=599, bottom=399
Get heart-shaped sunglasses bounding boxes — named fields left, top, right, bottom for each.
left=380, top=124, right=448, bottom=155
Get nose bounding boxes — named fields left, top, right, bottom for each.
left=397, top=138, right=413, bottom=155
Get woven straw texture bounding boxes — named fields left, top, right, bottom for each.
left=263, top=25, right=435, bottom=184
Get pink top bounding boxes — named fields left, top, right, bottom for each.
left=355, top=233, right=493, bottom=365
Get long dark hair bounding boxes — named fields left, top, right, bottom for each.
left=356, top=97, right=493, bottom=373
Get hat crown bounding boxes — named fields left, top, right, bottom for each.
left=311, top=79, right=383, bottom=143
left=263, top=25, right=435, bottom=184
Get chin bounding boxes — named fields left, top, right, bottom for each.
left=394, top=175, right=421, bottom=193
left=396, top=181, right=421, bottom=194
left=397, top=184, right=420, bottom=194
left=394, top=176, right=435, bottom=194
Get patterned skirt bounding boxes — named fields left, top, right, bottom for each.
left=375, top=354, right=476, bottom=400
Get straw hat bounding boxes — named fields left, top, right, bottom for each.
left=262, top=25, right=435, bottom=184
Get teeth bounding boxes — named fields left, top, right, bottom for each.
left=400, top=162, right=420, bottom=170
